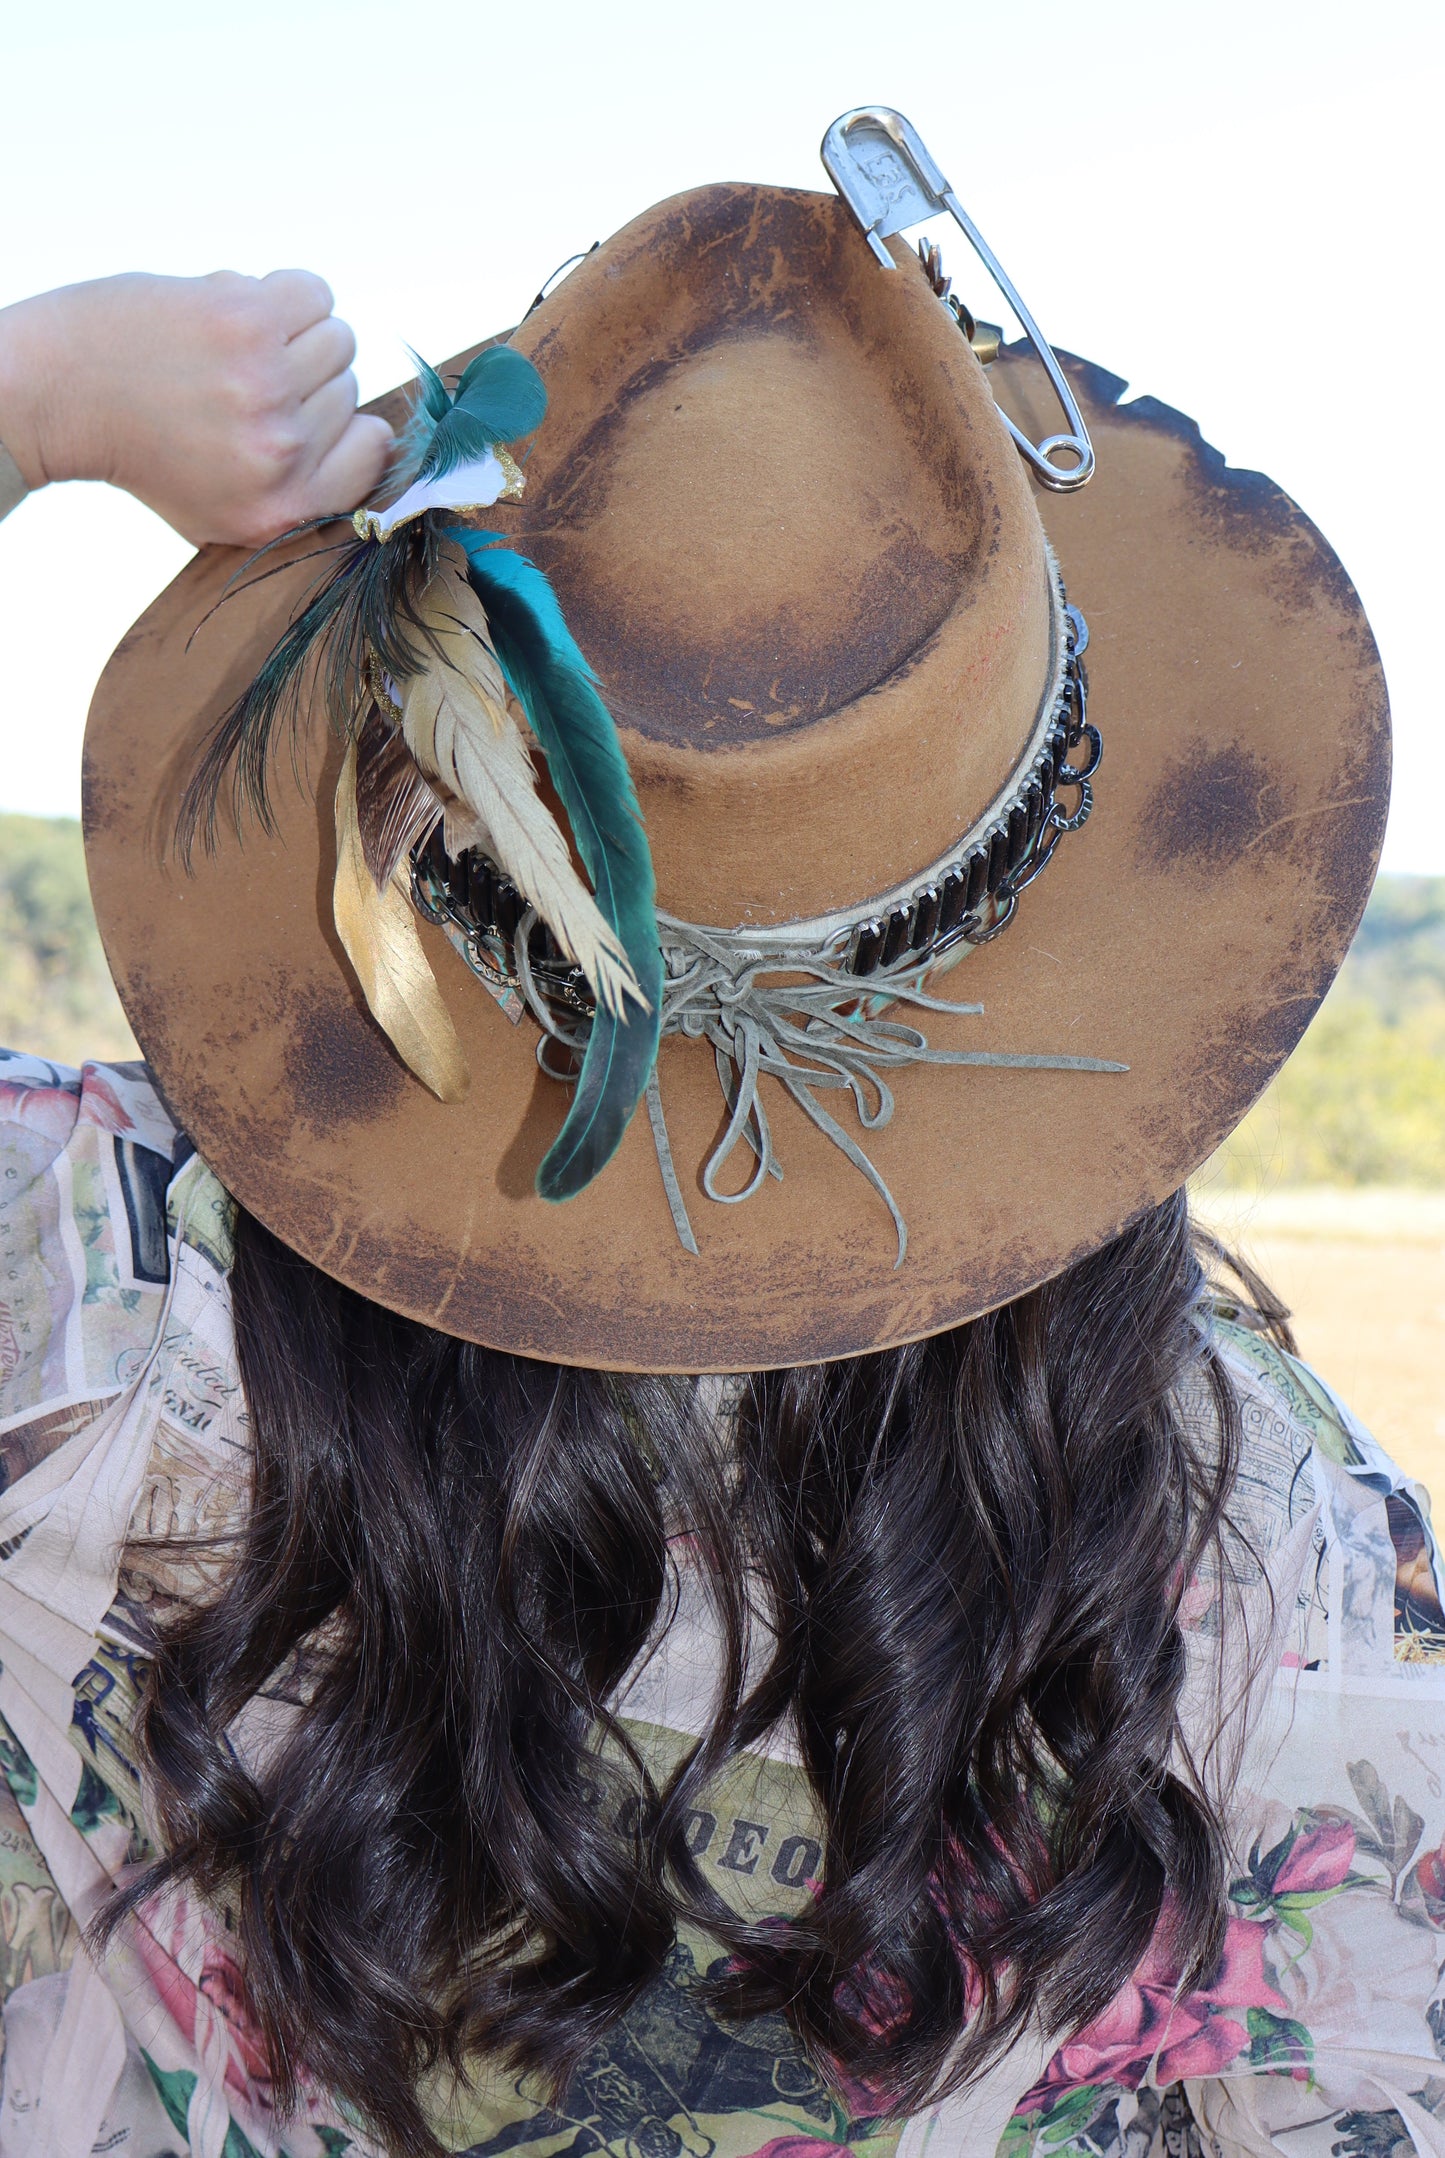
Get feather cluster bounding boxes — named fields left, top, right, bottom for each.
left=392, top=560, right=644, bottom=1023
left=181, top=343, right=662, bottom=1200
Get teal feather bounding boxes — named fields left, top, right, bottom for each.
left=387, top=350, right=454, bottom=482
left=409, top=351, right=453, bottom=423
left=448, top=345, right=547, bottom=443
left=417, top=347, right=548, bottom=481
left=448, top=530, right=662, bottom=1201
left=389, top=346, right=545, bottom=491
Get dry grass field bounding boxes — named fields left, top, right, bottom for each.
left=1190, top=1182, right=1445, bottom=1498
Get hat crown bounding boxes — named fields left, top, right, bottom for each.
left=504, top=184, right=1052, bottom=927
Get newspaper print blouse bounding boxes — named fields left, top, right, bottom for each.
left=0, top=1054, right=1444, bottom=2158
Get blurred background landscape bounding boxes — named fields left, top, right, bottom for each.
left=1192, top=873, right=1445, bottom=1493
left=0, top=815, right=138, bottom=1064
left=10, top=811, right=1441, bottom=1489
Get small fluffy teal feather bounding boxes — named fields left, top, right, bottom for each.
left=423, top=347, right=548, bottom=475
left=392, top=345, right=548, bottom=486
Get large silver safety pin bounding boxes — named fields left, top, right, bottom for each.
left=821, top=107, right=1094, bottom=493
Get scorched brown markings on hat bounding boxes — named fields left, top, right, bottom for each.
left=1138, top=743, right=1296, bottom=873
left=512, top=185, right=996, bottom=749
left=281, top=983, right=409, bottom=1139
left=1112, top=369, right=1388, bottom=925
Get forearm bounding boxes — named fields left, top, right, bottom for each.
left=0, top=290, right=65, bottom=491
left=0, top=444, right=25, bottom=523
left=0, top=292, right=51, bottom=516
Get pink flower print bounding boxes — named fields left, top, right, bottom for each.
left=195, top=1935, right=273, bottom=2087
left=0, top=1077, right=81, bottom=1142
left=0, top=1065, right=141, bottom=1145
left=1179, top=1572, right=1214, bottom=1632
left=1414, top=1837, right=1445, bottom=1911
left=1269, top=1820, right=1356, bottom=1896
left=1023, top=1903, right=1286, bottom=2103
left=756, top=2142, right=849, bottom=2157
left=130, top=1889, right=274, bottom=2106
left=77, top=1067, right=139, bottom=1135
left=1179, top=1910, right=1289, bottom=2048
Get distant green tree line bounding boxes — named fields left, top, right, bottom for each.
left=1214, top=876, right=1445, bottom=1188
left=0, top=813, right=136, bottom=1066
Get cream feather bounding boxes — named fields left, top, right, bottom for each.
left=333, top=737, right=469, bottom=1102
left=400, top=560, right=647, bottom=1019
left=443, top=804, right=492, bottom=859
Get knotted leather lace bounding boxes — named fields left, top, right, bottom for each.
left=517, top=909, right=1125, bottom=1265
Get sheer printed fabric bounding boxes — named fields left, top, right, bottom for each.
left=0, top=1054, right=1441, bottom=2157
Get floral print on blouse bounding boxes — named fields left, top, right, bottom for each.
left=0, top=1053, right=1442, bottom=2157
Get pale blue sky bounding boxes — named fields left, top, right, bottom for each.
left=2, top=0, right=1439, bottom=866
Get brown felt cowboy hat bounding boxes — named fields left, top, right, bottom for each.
left=83, top=111, right=1388, bottom=1372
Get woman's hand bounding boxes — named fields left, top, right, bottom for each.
left=0, top=270, right=393, bottom=546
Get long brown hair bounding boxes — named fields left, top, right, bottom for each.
left=107, top=1188, right=1250, bottom=2156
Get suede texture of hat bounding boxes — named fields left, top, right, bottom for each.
left=82, top=180, right=1389, bottom=1371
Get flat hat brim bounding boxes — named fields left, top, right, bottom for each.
left=82, top=344, right=1388, bottom=1371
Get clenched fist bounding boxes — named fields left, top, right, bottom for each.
left=0, top=269, right=393, bottom=546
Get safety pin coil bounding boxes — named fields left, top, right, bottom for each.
left=820, top=107, right=1095, bottom=493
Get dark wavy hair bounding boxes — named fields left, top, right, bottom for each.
left=106, top=1188, right=1270, bottom=2155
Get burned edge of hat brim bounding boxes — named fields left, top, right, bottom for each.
left=81, top=339, right=1389, bottom=1375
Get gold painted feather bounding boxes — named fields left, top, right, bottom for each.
left=333, top=737, right=469, bottom=1102
left=399, top=558, right=647, bottom=1020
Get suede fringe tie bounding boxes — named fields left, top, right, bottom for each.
left=517, top=911, right=1126, bottom=1265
